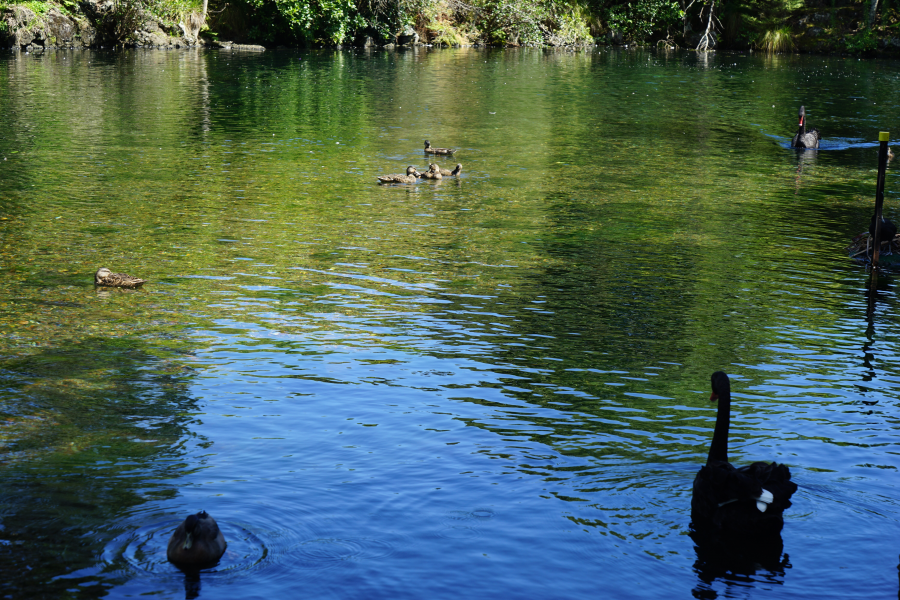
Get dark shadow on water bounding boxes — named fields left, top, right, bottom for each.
left=689, top=527, right=791, bottom=599
left=171, top=551, right=226, bottom=599
left=0, top=335, right=202, bottom=598
left=177, top=567, right=203, bottom=600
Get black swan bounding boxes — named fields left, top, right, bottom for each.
left=691, top=372, right=797, bottom=536
left=790, top=106, right=820, bottom=149
left=167, top=511, right=227, bottom=567
left=869, top=213, right=897, bottom=255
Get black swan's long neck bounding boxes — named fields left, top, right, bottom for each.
left=707, top=389, right=730, bottom=464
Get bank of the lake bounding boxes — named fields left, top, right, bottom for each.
left=5, top=0, right=900, bottom=55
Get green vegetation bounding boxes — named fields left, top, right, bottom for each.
left=757, top=27, right=794, bottom=52
left=4, top=0, right=900, bottom=52
left=0, top=0, right=52, bottom=13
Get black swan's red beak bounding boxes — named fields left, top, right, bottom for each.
left=710, top=392, right=719, bottom=402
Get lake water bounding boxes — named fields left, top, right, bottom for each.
left=1, top=46, right=900, bottom=599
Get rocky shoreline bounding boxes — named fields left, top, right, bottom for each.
left=6, top=1, right=900, bottom=55
left=0, top=1, right=258, bottom=51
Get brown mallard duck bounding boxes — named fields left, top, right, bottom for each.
left=94, top=267, right=146, bottom=288
left=435, top=163, right=462, bottom=177
left=378, top=165, right=420, bottom=184
left=424, top=140, right=455, bottom=155
left=418, top=163, right=443, bottom=180
left=166, top=510, right=227, bottom=567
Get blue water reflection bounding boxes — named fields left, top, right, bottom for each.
left=1, top=47, right=900, bottom=599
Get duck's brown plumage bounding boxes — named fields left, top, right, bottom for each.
left=418, top=163, right=443, bottom=180
left=435, top=163, right=462, bottom=177
left=166, top=510, right=227, bottom=567
left=378, top=165, right=420, bottom=184
left=424, top=140, right=455, bottom=155
left=94, top=268, right=146, bottom=288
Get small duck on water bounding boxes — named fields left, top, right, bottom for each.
left=167, top=510, right=227, bottom=567
left=418, top=164, right=443, bottom=180
left=94, top=267, right=146, bottom=288
left=424, top=140, right=455, bottom=155
left=434, top=163, right=462, bottom=177
left=378, top=166, right=421, bottom=184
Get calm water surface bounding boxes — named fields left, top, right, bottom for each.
left=1, top=47, right=900, bottom=599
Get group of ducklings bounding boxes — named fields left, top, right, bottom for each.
left=378, top=140, right=462, bottom=184
left=91, top=141, right=471, bottom=570
left=93, top=141, right=464, bottom=289
left=97, top=140, right=465, bottom=568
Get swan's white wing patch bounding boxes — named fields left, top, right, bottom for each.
left=753, top=488, right=774, bottom=512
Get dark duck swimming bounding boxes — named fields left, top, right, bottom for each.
left=791, top=105, right=820, bottom=149
left=691, top=372, right=797, bottom=537
left=166, top=510, right=227, bottom=567
left=423, top=140, right=456, bottom=155
left=870, top=213, right=897, bottom=254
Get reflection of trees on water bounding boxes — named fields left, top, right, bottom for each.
left=0, top=335, right=202, bottom=598
left=794, top=148, right=817, bottom=194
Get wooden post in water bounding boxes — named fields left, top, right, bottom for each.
left=871, top=131, right=891, bottom=268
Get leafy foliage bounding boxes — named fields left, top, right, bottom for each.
left=844, top=27, right=878, bottom=51
left=2, top=0, right=899, bottom=50
left=606, top=0, right=682, bottom=42
left=93, top=0, right=148, bottom=45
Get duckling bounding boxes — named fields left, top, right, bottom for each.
left=378, top=165, right=420, bottom=184
left=94, top=267, right=146, bottom=288
left=435, top=163, right=462, bottom=177
left=424, top=140, right=455, bottom=155
left=418, top=163, right=443, bottom=180
left=166, top=510, right=227, bottom=567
